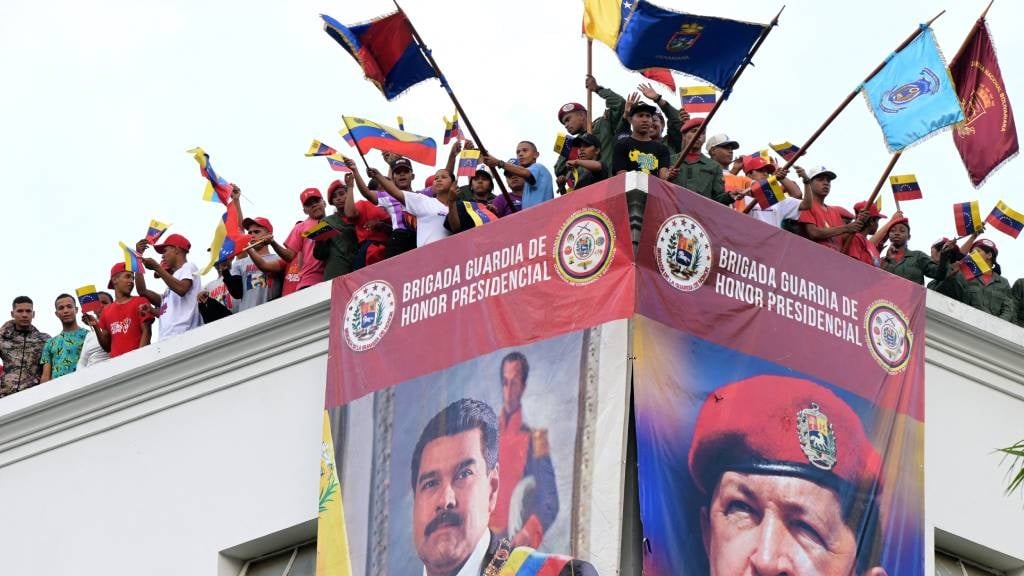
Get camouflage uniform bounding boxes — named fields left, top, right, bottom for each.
left=0, top=320, right=51, bottom=397
left=936, top=272, right=1016, bottom=322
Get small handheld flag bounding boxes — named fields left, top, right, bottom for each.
left=457, top=150, right=481, bottom=177
left=985, top=200, right=1024, bottom=239
left=553, top=133, right=575, bottom=159
left=118, top=242, right=144, bottom=273
left=953, top=201, right=983, bottom=237
left=188, top=147, right=233, bottom=205
left=306, top=140, right=338, bottom=157
left=889, top=175, right=923, bottom=201
left=397, top=116, right=405, bottom=131
left=959, top=249, right=992, bottom=281
left=302, top=220, right=340, bottom=242
left=326, top=153, right=353, bottom=173
left=680, top=86, right=717, bottom=114
left=76, top=285, right=102, bottom=314
left=340, top=128, right=355, bottom=147
left=750, top=175, right=786, bottom=209
left=145, top=220, right=170, bottom=244
left=769, top=141, right=800, bottom=162
left=443, top=114, right=463, bottom=145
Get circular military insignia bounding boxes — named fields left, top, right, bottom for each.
left=552, top=208, right=616, bottom=286
left=655, top=214, right=713, bottom=292
left=343, top=280, right=396, bottom=352
left=561, top=103, right=575, bottom=113
left=864, top=300, right=913, bottom=373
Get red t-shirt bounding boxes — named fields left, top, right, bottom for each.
left=798, top=203, right=853, bottom=251
left=845, top=233, right=881, bottom=267
left=98, top=296, right=151, bottom=358
left=345, top=201, right=390, bottom=266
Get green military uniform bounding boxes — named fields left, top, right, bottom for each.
left=1012, top=278, right=1024, bottom=327
left=554, top=88, right=625, bottom=179
left=669, top=152, right=729, bottom=205
left=312, top=213, right=359, bottom=281
left=881, top=248, right=950, bottom=285
left=936, top=272, right=1016, bottom=322
left=615, top=98, right=684, bottom=155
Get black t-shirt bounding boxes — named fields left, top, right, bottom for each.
left=611, top=137, right=671, bottom=175
left=568, top=162, right=608, bottom=192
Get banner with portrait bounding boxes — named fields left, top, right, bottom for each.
left=632, top=178, right=926, bottom=575
left=319, top=180, right=636, bottom=576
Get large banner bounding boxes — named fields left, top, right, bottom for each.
left=633, top=178, right=925, bottom=575
left=319, top=181, right=635, bottom=576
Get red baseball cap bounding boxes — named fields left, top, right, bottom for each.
left=681, top=118, right=704, bottom=133
left=558, top=102, right=586, bottom=122
left=241, top=217, right=274, bottom=234
left=300, top=187, right=323, bottom=205
left=689, top=375, right=882, bottom=497
left=742, top=155, right=775, bottom=174
left=853, top=200, right=887, bottom=219
left=108, top=262, right=129, bottom=289
left=154, top=233, right=191, bottom=254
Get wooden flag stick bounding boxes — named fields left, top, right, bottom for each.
left=395, top=0, right=518, bottom=212
left=841, top=151, right=902, bottom=252
left=777, top=10, right=945, bottom=174
left=951, top=0, right=993, bottom=62
left=586, top=39, right=594, bottom=132
left=672, top=5, right=785, bottom=170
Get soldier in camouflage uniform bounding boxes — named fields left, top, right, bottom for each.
left=554, top=75, right=626, bottom=187
left=0, top=296, right=51, bottom=397
left=936, top=239, right=1016, bottom=322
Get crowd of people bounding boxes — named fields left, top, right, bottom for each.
left=1, top=75, right=1022, bottom=398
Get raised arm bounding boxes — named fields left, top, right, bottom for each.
left=368, top=168, right=406, bottom=205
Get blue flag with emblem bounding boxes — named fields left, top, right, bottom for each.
left=862, top=26, right=964, bottom=152
left=611, top=0, right=765, bottom=90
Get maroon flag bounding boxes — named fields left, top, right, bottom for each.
left=950, top=19, right=1019, bottom=187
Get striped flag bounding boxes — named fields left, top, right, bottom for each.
left=339, top=128, right=355, bottom=147
left=750, top=175, right=786, bottom=209
left=306, top=139, right=338, bottom=157
left=118, top=242, right=144, bottom=273
left=959, top=249, right=992, bottom=281
left=953, top=200, right=983, bottom=237
left=680, top=86, right=716, bottom=113
left=341, top=116, right=437, bottom=166
left=187, top=147, right=233, bottom=205
left=769, top=141, right=800, bottom=162
left=889, top=174, right=923, bottom=201
left=443, top=114, right=464, bottom=145
left=396, top=116, right=405, bottom=131
left=326, top=153, right=352, bottom=173
left=553, top=133, right=575, bottom=159
left=303, top=220, right=340, bottom=242
left=641, top=68, right=675, bottom=91
left=985, top=200, right=1024, bottom=238
left=145, top=220, right=170, bottom=244
left=457, top=150, right=481, bottom=177
left=76, top=285, right=102, bottom=314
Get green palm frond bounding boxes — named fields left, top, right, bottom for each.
left=319, top=477, right=339, bottom=513
left=998, top=439, right=1024, bottom=496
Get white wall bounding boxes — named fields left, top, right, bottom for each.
left=1, top=278, right=1022, bottom=576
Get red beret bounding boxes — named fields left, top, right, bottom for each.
left=688, top=375, right=882, bottom=497
left=558, top=102, right=586, bottom=122
left=681, top=118, right=704, bottom=133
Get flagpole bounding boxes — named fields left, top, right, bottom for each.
left=951, top=0, right=993, bottom=61
left=841, top=151, right=902, bottom=252
left=586, top=39, right=594, bottom=132
left=671, top=5, right=785, bottom=170
left=393, top=1, right=518, bottom=213
left=775, top=10, right=945, bottom=174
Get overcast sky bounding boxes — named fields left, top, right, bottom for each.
left=1, top=0, right=1021, bottom=336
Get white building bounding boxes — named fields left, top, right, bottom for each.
left=1, top=230, right=1022, bottom=576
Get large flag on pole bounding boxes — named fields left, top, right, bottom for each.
left=862, top=27, right=965, bottom=152
left=950, top=19, right=1019, bottom=187
left=321, top=12, right=437, bottom=100
left=340, top=116, right=437, bottom=166
left=585, top=0, right=766, bottom=90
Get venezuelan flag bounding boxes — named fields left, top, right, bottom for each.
left=145, top=219, right=170, bottom=244
left=118, top=242, right=143, bottom=273
left=341, top=116, right=437, bottom=166
left=953, top=200, right=983, bottom=237
left=303, top=220, right=340, bottom=241
left=188, top=147, right=233, bottom=205
left=553, top=133, right=574, bottom=159
left=460, top=201, right=497, bottom=228
left=339, top=128, right=355, bottom=147
left=306, top=140, right=338, bottom=157
left=680, top=86, right=717, bottom=113
left=326, top=153, right=352, bottom=173
left=497, top=546, right=572, bottom=575
left=443, top=114, right=463, bottom=145
left=959, top=249, right=992, bottom=281
left=750, top=175, right=785, bottom=209
left=582, top=0, right=625, bottom=50
left=770, top=141, right=800, bottom=162
left=889, top=174, right=922, bottom=202
left=457, top=150, right=481, bottom=177
left=76, top=285, right=101, bottom=314
left=202, top=203, right=251, bottom=275
left=985, top=200, right=1024, bottom=239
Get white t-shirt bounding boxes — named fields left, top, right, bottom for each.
left=159, top=261, right=203, bottom=339
left=404, top=192, right=450, bottom=246
left=230, top=254, right=282, bottom=311
left=750, top=196, right=802, bottom=228
left=76, top=328, right=110, bottom=369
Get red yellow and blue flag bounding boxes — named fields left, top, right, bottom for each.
left=960, top=249, right=992, bottom=281
left=889, top=174, right=923, bottom=202
left=985, top=200, right=1024, bottom=239
left=443, top=114, right=464, bottom=145
left=303, top=220, right=341, bottom=242
left=326, top=153, right=353, bottom=173
left=680, top=86, right=717, bottom=114
left=202, top=202, right=251, bottom=275
left=76, top=285, right=102, bottom=314
left=953, top=200, right=983, bottom=237
left=641, top=68, right=675, bottom=91
left=750, top=175, right=786, bottom=209
left=188, top=147, right=233, bottom=205
left=306, top=139, right=338, bottom=157
left=118, top=242, right=144, bottom=273
left=553, top=133, right=575, bottom=159
left=321, top=11, right=437, bottom=100
left=145, top=219, right=170, bottom=244
left=341, top=116, right=437, bottom=166
left=457, top=150, right=481, bottom=177
left=769, top=141, right=800, bottom=162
